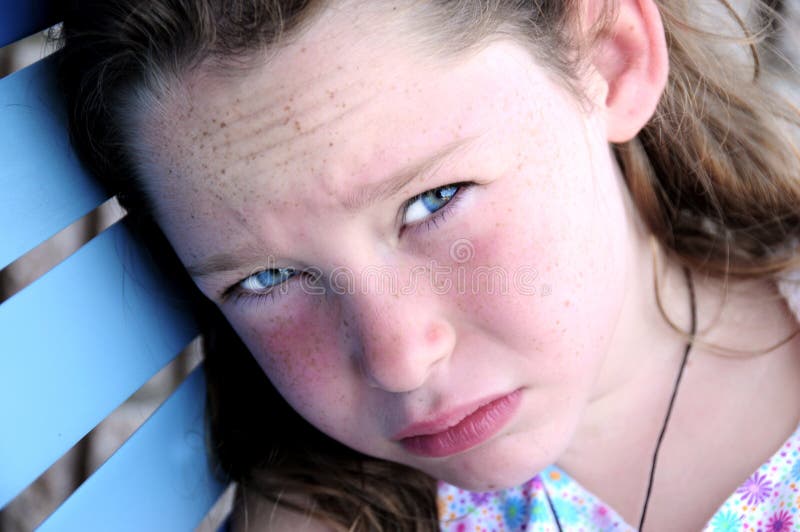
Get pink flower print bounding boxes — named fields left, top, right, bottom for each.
left=766, top=510, right=793, bottom=532
left=736, top=472, right=773, bottom=505
left=594, top=505, right=609, bottom=517
left=592, top=505, right=613, bottom=527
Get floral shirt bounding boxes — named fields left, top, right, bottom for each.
left=437, top=420, right=800, bottom=531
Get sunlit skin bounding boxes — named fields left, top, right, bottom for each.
left=133, top=2, right=800, bottom=529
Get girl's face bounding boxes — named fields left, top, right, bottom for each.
left=137, top=9, right=645, bottom=491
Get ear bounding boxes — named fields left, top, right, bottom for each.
left=589, top=0, right=669, bottom=143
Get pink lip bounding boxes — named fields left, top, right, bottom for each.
left=394, top=389, right=522, bottom=458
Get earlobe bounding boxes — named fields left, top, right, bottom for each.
left=590, top=0, right=669, bottom=143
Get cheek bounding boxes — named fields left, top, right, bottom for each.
left=223, top=296, right=354, bottom=422
left=452, top=154, right=628, bottom=384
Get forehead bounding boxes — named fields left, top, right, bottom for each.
left=137, top=5, right=558, bottom=265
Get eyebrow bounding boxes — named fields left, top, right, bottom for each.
left=187, top=246, right=272, bottom=279
left=339, top=136, right=479, bottom=212
left=186, top=135, right=481, bottom=280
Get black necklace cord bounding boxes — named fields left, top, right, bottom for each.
left=638, top=266, right=697, bottom=531
left=544, top=484, right=564, bottom=532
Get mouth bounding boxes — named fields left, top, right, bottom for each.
left=394, top=389, right=523, bottom=458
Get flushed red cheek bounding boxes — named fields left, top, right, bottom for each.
left=230, top=300, right=347, bottom=406
left=445, top=224, right=567, bottom=363
left=460, top=231, right=611, bottom=382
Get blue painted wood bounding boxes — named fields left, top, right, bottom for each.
left=2, top=8, right=228, bottom=524
left=0, top=57, right=109, bottom=271
left=0, top=223, right=198, bottom=509
left=0, top=0, right=59, bottom=48
left=38, top=369, right=228, bottom=531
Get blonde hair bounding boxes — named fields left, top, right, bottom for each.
left=57, top=1, right=800, bottom=529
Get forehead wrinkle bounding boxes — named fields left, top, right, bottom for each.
left=235, top=93, right=377, bottom=165
left=198, top=55, right=494, bottom=219
left=172, top=89, right=380, bottom=211
left=164, top=64, right=389, bottom=193
left=197, top=71, right=363, bottom=155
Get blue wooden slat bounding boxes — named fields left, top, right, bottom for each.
left=0, top=0, right=60, bottom=48
left=0, top=223, right=198, bottom=509
left=38, top=369, right=228, bottom=531
left=0, top=57, right=109, bottom=271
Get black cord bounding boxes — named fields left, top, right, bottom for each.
left=638, top=266, right=696, bottom=531
left=544, top=483, right=564, bottom=532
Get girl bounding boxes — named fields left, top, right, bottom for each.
left=57, top=0, right=800, bottom=530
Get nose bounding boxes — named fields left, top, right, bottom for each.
left=345, top=288, right=456, bottom=393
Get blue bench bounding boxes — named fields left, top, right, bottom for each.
left=0, top=3, right=229, bottom=529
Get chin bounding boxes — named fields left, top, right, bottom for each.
left=422, top=435, right=562, bottom=492
left=432, top=461, right=548, bottom=493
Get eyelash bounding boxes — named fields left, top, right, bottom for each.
left=227, top=182, right=472, bottom=306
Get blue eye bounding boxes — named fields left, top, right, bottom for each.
left=239, top=267, right=297, bottom=293
left=403, top=184, right=460, bottom=225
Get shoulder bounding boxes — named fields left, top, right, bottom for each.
left=230, top=486, right=336, bottom=532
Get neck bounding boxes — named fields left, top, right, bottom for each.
left=556, top=229, right=800, bottom=527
